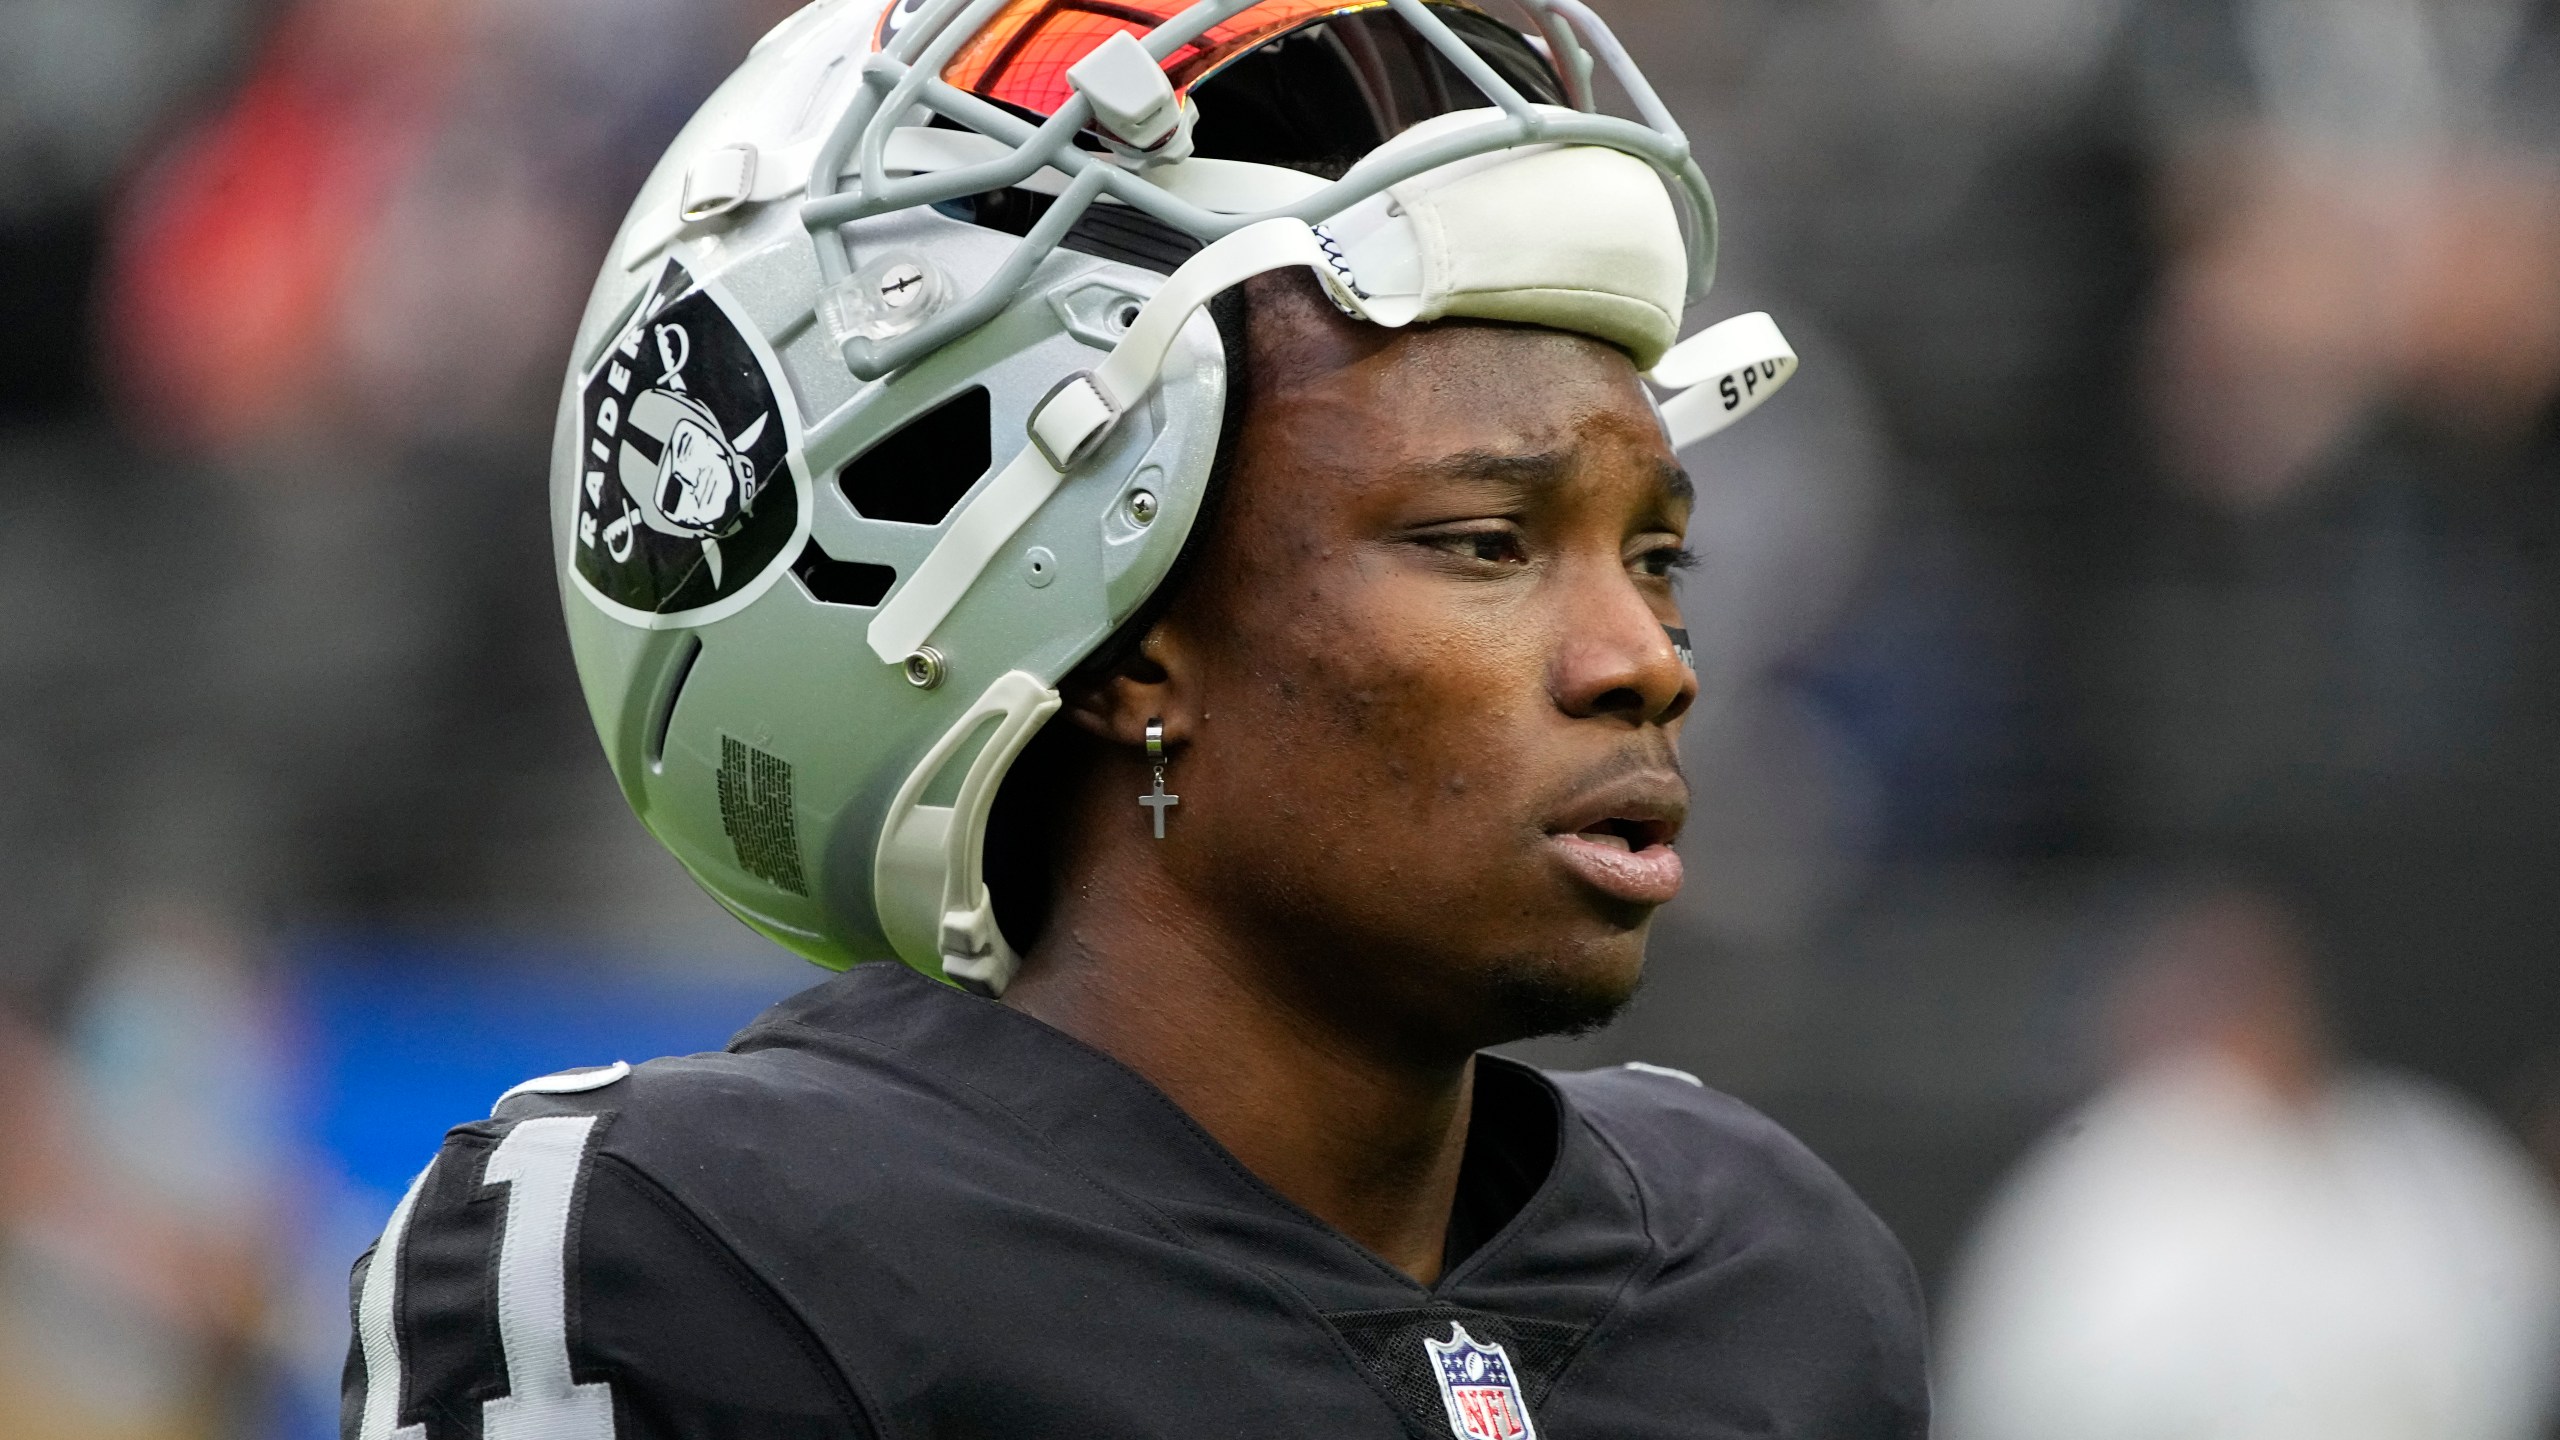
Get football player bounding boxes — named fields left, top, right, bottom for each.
left=345, top=1, right=1927, bottom=1437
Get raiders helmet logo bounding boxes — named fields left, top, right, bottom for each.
left=571, top=257, right=808, bottom=628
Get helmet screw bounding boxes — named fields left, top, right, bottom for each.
left=1126, top=489, right=1159, bottom=525
left=1024, top=546, right=1056, bottom=588
left=903, top=647, right=946, bottom=690
left=878, top=261, right=928, bottom=310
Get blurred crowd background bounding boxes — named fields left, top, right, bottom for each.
left=1, top=0, right=2557, bottom=1435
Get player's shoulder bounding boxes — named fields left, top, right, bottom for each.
left=471, top=965, right=1013, bottom=1207
left=1552, top=1060, right=1930, bottom=1432
left=1553, top=1059, right=1856, bottom=1210
left=1553, top=1060, right=1920, bottom=1289
left=350, top=1014, right=890, bottom=1438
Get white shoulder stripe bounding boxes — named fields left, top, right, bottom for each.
left=493, top=1061, right=632, bottom=1114
left=1622, top=1061, right=1705, bottom=1087
left=355, top=1165, right=435, bottom=1440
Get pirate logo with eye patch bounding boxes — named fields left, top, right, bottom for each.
left=571, top=257, right=809, bottom=628
left=623, top=388, right=767, bottom=553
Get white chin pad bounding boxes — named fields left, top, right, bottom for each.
left=1317, top=113, right=1688, bottom=369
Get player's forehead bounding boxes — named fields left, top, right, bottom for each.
left=1244, top=302, right=1686, bottom=513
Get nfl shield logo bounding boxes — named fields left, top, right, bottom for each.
left=1424, top=1324, right=1539, bottom=1440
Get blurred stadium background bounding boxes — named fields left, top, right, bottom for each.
left=1, top=0, right=2557, bottom=1435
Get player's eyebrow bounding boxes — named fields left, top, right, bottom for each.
left=1652, top=456, right=1695, bottom=507
left=1414, top=448, right=1573, bottom=490
left=1412, top=447, right=1694, bottom=507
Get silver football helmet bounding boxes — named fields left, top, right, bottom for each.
left=553, top=0, right=1799, bottom=990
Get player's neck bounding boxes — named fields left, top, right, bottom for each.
left=1007, top=851, right=1476, bottom=1286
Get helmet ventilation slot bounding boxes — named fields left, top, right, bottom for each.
left=791, top=539, right=897, bottom=607
left=936, top=187, right=1203, bottom=276
left=644, top=635, right=703, bottom=775
left=837, top=385, right=993, bottom=525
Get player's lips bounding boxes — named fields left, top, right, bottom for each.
left=1542, top=778, right=1686, bottom=907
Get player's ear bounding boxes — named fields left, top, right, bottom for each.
left=1062, top=621, right=1199, bottom=751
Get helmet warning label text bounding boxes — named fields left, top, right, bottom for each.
left=718, top=736, right=809, bottom=896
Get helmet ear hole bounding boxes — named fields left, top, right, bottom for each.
left=838, top=386, right=993, bottom=525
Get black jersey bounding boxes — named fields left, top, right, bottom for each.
left=342, top=961, right=1928, bottom=1440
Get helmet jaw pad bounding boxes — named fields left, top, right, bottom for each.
left=875, top=669, right=1061, bottom=991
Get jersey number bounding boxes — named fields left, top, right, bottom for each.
left=482, top=1116, right=618, bottom=1439
left=355, top=1116, right=618, bottom=1440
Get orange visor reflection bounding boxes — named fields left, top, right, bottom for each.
left=886, top=0, right=1395, bottom=119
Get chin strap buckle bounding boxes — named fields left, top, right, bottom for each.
left=941, top=898, right=997, bottom=967
left=1026, top=371, right=1120, bottom=473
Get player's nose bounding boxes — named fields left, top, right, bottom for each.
left=1547, top=561, right=1694, bottom=727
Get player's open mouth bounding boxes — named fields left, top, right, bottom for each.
left=1544, top=802, right=1685, bottom=907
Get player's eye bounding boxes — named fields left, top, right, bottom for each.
left=1633, top=541, right=1697, bottom=579
left=1417, top=524, right=1531, bottom=568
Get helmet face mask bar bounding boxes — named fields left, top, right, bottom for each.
left=554, top=0, right=1797, bottom=993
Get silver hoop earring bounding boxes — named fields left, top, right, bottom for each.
left=1139, top=718, right=1179, bottom=840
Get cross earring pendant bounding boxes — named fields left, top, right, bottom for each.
left=1140, top=765, right=1179, bottom=840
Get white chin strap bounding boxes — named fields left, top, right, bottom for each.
left=865, top=222, right=1795, bottom=671
left=864, top=217, right=1335, bottom=666
left=1653, top=311, right=1798, bottom=448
